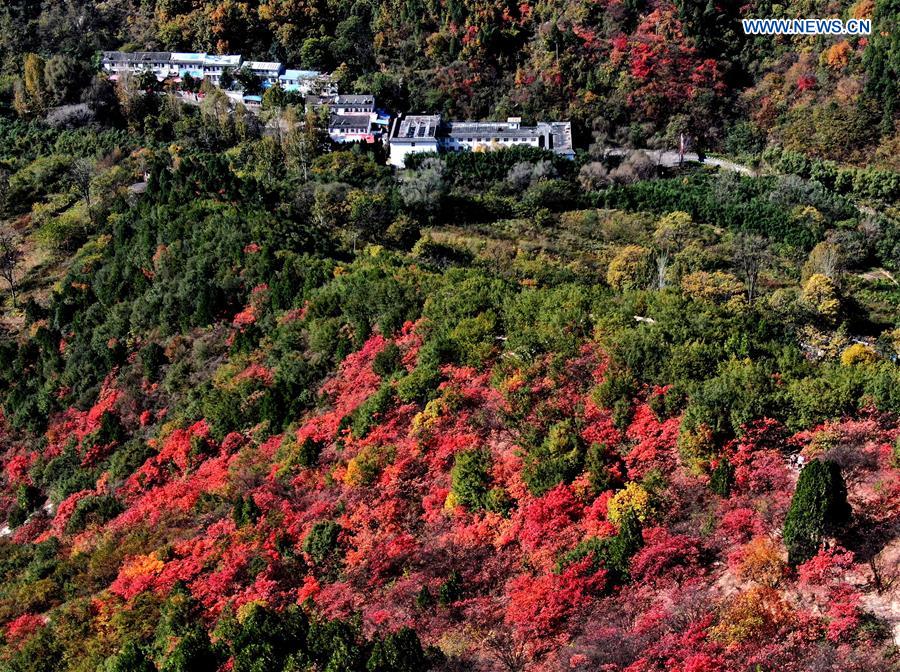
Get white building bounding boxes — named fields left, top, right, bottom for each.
left=388, top=114, right=574, bottom=167
left=328, top=114, right=377, bottom=143
left=245, top=61, right=284, bottom=87
left=279, top=69, right=324, bottom=94
left=101, top=52, right=172, bottom=79
left=203, top=54, right=242, bottom=85
left=388, top=115, right=442, bottom=168
left=333, top=94, right=376, bottom=114
left=170, top=52, right=207, bottom=79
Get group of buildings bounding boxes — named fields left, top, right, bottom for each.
left=101, top=51, right=332, bottom=95
left=100, top=51, right=575, bottom=167
left=387, top=115, right=574, bottom=167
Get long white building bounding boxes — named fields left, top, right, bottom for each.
left=388, top=114, right=575, bottom=167
left=102, top=51, right=242, bottom=84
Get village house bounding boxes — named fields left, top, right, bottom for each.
left=102, top=51, right=244, bottom=84
left=245, top=61, right=284, bottom=87
left=169, top=53, right=205, bottom=79
left=332, top=94, right=376, bottom=114
left=202, top=54, right=242, bottom=85
left=387, top=115, right=442, bottom=167
left=328, top=114, right=377, bottom=143
left=387, top=114, right=575, bottom=167
left=278, top=69, right=322, bottom=94
left=101, top=51, right=173, bottom=79
left=304, top=93, right=386, bottom=143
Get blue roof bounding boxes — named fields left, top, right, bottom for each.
left=243, top=95, right=263, bottom=102
left=171, top=52, right=205, bottom=62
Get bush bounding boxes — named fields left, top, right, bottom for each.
left=372, top=342, right=403, bottom=378
left=449, top=448, right=492, bottom=510
left=559, top=509, right=643, bottom=583
left=104, top=641, right=155, bottom=672
left=522, top=419, right=586, bottom=495
left=606, top=245, right=652, bottom=291
left=232, top=495, right=261, bottom=528
left=140, top=342, right=167, bottom=382
left=351, top=383, right=394, bottom=438
left=303, top=521, right=342, bottom=565
left=709, top=458, right=734, bottom=496
left=65, top=494, right=124, bottom=534
left=161, top=626, right=221, bottom=672
left=229, top=604, right=309, bottom=672
left=367, top=628, right=430, bottom=672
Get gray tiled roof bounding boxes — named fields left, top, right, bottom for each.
left=335, top=95, right=375, bottom=106
left=446, top=121, right=542, bottom=139
left=329, top=114, right=372, bottom=130
left=102, top=51, right=171, bottom=64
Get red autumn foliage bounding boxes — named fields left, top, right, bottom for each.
left=4, top=613, right=47, bottom=646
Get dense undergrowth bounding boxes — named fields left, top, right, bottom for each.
left=0, top=87, right=898, bottom=672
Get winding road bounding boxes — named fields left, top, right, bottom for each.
left=605, top=148, right=756, bottom=175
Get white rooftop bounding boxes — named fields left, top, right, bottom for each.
left=394, top=115, right=441, bottom=141
left=171, top=52, right=205, bottom=62
left=204, top=54, right=241, bottom=66
left=281, top=69, right=320, bottom=79
left=247, top=61, right=282, bottom=70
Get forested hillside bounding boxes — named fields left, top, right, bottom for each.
left=1, top=0, right=899, bottom=162
left=0, top=1, right=900, bottom=671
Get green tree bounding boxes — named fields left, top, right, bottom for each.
left=160, top=626, right=220, bottom=672
left=449, top=448, right=492, bottom=510
left=367, top=628, right=429, bottom=672
left=303, top=520, right=342, bottom=565
left=863, top=0, right=900, bottom=130
left=234, top=67, right=263, bottom=95
left=783, top=459, right=851, bottom=565
left=104, top=641, right=155, bottom=672
left=14, top=53, right=47, bottom=116
left=230, top=604, right=309, bottom=672
left=522, top=418, right=586, bottom=495
left=43, top=54, right=83, bottom=105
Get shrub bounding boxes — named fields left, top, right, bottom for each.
left=709, top=457, right=734, bottom=496
left=840, top=343, right=877, bottom=367
left=65, top=494, right=124, bottom=534
left=585, top=443, right=617, bottom=494
left=437, top=570, right=462, bottom=605
left=559, top=509, right=643, bottom=583
left=522, top=419, right=586, bottom=495
left=372, top=343, right=403, bottom=378
left=229, top=604, right=309, bottom=672
left=140, top=342, right=167, bottom=382
left=449, top=448, right=492, bottom=510
left=345, top=445, right=395, bottom=487
left=161, top=626, right=221, bottom=672
left=303, top=521, right=342, bottom=565
left=735, top=537, right=786, bottom=587
left=606, top=245, right=652, bottom=291
left=232, top=495, right=261, bottom=528
left=104, top=640, right=156, bottom=672
left=351, top=383, right=394, bottom=438
left=607, top=482, right=652, bottom=525
left=366, top=627, right=429, bottom=672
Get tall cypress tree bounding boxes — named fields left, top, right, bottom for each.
left=783, top=459, right=851, bottom=566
